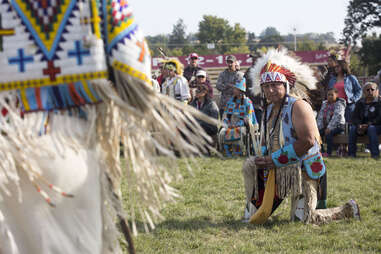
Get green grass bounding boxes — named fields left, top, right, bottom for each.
left=123, top=155, right=381, bottom=253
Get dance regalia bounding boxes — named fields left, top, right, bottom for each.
left=0, top=1, right=210, bottom=253
left=242, top=48, right=360, bottom=225
left=244, top=96, right=324, bottom=220
left=219, top=78, right=258, bottom=157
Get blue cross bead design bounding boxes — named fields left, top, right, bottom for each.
left=8, top=48, right=34, bottom=72
left=68, top=40, right=90, bottom=65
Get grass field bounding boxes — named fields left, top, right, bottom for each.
left=125, top=155, right=381, bottom=253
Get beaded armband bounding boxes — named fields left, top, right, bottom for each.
left=271, top=144, right=300, bottom=168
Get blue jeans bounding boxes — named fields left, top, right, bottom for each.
left=325, top=128, right=344, bottom=155
left=345, top=103, right=355, bottom=123
left=349, top=125, right=381, bottom=157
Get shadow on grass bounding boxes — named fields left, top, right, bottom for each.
left=149, top=215, right=291, bottom=233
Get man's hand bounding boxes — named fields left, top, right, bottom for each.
left=358, top=124, right=368, bottom=135
left=255, top=156, right=276, bottom=169
left=325, top=129, right=330, bottom=135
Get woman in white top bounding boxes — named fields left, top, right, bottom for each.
left=161, top=61, right=191, bottom=103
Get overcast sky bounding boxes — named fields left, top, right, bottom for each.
left=131, top=0, right=351, bottom=40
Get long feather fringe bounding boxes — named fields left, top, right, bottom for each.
left=93, top=71, right=219, bottom=235
left=0, top=70, right=219, bottom=239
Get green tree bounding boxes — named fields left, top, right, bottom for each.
left=168, top=19, right=187, bottom=49
left=296, top=37, right=327, bottom=51
left=358, top=34, right=381, bottom=75
left=342, top=0, right=381, bottom=44
left=247, top=32, right=257, bottom=51
left=169, top=48, right=183, bottom=57
left=350, top=53, right=366, bottom=77
left=225, top=45, right=250, bottom=55
left=197, top=15, right=247, bottom=54
left=260, top=27, right=280, bottom=37
left=258, top=27, right=283, bottom=48
left=258, top=35, right=284, bottom=49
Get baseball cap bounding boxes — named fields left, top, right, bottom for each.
left=196, top=70, right=206, bottom=77
left=226, top=55, right=236, bottom=62
left=190, top=53, right=199, bottom=59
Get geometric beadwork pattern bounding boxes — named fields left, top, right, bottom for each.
left=0, top=0, right=152, bottom=113
left=12, top=0, right=76, bottom=59
left=105, top=0, right=137, bottom=53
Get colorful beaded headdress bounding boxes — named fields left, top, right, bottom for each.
left=252, top=48, right=317, bottom=98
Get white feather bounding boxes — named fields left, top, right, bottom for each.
left=252, top=48, right=317, bottom=96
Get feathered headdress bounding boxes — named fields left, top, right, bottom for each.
left=162, top=58, right=184, bottom=75
left=252, top=48, right=317, bottom=100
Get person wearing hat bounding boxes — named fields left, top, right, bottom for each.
left=242, top=48, right=360, bottom=225
left=349, top=82, right=381, bottom=159
left=183, top=52, right=204, bottom=83
left=161, top=60, right=191, bottom=102
left=189, top=70, right=214, bottom=103
left=219, top=77, right=258, bottom=157
left=216, top=55, right=243, bottom=118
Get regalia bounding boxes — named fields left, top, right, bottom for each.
left=0, top=1, right=212, bottom=253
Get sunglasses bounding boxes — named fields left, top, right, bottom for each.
left=366, top=88, right=376, bottom=92
left=197, top=76, right=205, bottom=78
left=191, top=57, right=198, bottom=60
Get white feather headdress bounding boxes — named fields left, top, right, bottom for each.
left=252, top=48, right=317, bottom=99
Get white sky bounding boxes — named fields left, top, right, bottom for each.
left=131, top=0, right=351, bottom=40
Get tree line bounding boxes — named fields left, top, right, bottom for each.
left=146, top=16, right=336, bottom=58
left=147, top=0, right=381, bottom=77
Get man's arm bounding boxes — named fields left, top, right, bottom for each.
left=216, top=71, right=230, bottom=92
left=255, top=100, right=318, bottom=169
left=291, top=100, right=318, bottom=157
left=349, top=75, right=362, bottom=103
left=351, top=101, right=362, bottom=126
left=370, top=99, right=381, bottom=125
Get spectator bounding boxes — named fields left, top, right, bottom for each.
left=244, top=52, right=263, bottom=126
left=320, top=54, right=338, bottom=97
left=157, top=61, right=168, bottom=88
left=189, top=70, right=213, bottom=103
left=189, top=83, right=219, bottom=140
left=317, top=88, right=346, bottom=157
left=161, top=60, right=190, bottom=103
left=349, top=82, right=381, bottom=159
left=183, top=53, right=203, bottom=83
left=216, top=55, right=242, bottom=118
left=219, top=78, right=257, bottom=157
left=328, top=60, right=362, bottom=122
